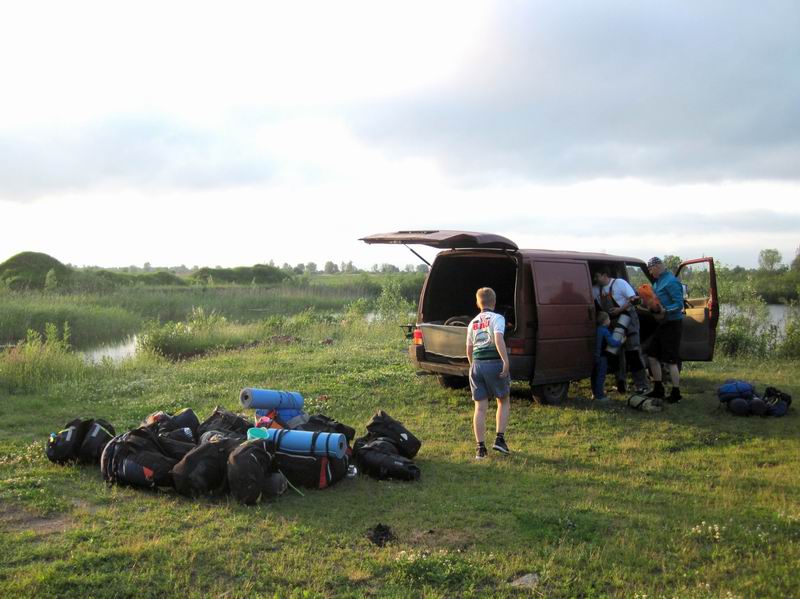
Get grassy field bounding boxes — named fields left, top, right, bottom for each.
left=1, top=316, right=798, bottom=598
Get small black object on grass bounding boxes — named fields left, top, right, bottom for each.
left=367, top=523, right=395, bottom=547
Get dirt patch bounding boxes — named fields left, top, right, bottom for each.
left=0, top=501, right=71, bottom=535
left=407, top=527, right=473, bottom=550
left=270, top=335, right=300, bottom=345
left=366, top=523, right=395, bottom=547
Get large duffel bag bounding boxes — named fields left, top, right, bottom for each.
left=717, top=380, right=755, bottom=403
left=197, top=406, right=251, bottom=438
left=46, top=418, right=96, bottom=464
left=143, top=408, right=201, bottom=442
left=100, top=428, right=177, bottom=489
left=363, top=411, right=421, bottom=459
left=297, top=414, right=356, bottom=443
left=170, top=437, right=242, bottom=498
left=264, top=429, right=349, bottom=490
left=77, top=419, right=116, bottom=464
left=355, top=438, right=421, bottom=482
left=227, top=440, right=288, bottom=504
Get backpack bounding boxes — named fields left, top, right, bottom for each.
left=764, top=386, right=792, bottom=417
left=46, top=418, right=96, bottom=464
left=227, top=440, right=288, bottom=504
left=271, top=451, right=349, bottom=489
left=364, top=411, right=421, bottom=459
left=627, top=394, right=663, bottom=413
left=100, top=428, right=178, bottom=489
left=197, top=406, right=251, bottom=438
left=717, top=380, right=755, bottom=403
left=170, top=437, right=242, bottom=498
left=297, top=414, right=356, bottom=443
left=77, top=419, right=116, bottom=464
left=354, top=438, right=421, bottom=481
left=142, top=408, right=200, bottom=441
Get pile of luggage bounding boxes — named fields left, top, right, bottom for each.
left=717, top=380, right=792, bottom=417
left=45, top=387, right=423, bottom=505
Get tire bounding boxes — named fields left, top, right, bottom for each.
left=531, top=382, right=569, bottom=405
left=437, top=374, right=469, bottom=389
left=443, top=315, right=472, bottom=327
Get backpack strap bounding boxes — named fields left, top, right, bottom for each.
left=309, top=431, right=321, bottom=456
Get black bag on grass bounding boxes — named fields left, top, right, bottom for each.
left=46, top=418, right=95, bottom=464
left=364, top=411, right=421, bottom=459
left=100, top=428, right=177, bottom=489
left=227, top=440, right=288, bottom=504
left=355, top=439, right=421, bottom=482
left=197, top=406, right=251, bottom=438
left=297, top=414, right=356, bottom=443
left=272, top=451, right=348, bottom=490
left=170, top=437, right=242, bottom=498
left=77, top=419, right=116, bottom=464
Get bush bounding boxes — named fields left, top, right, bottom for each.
left=375, top=280, right=415, bottom=322
left=717, top=280, right=779, bottom=357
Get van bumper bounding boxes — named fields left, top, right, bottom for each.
left=409, top=346, right=533, bottom=380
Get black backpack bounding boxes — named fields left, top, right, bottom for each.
left=46, top=419, right=96, bottom=464
left=142, top=408, right=201, bottom=442
left=227, top=440, right=288, bottom=504
left=100, top=428, right=178, bottom=489
left=170, top=437, right=242, bottom=498
left=262, top=431, right=348, bottom=490
left=197, top=406, right=251, bottom=438
left=364, top=411, right=421, bottom=459
left=77, top=419, right=116, bottom=464
left=297, top=414, right=356, bottom=443
left=355, top=438, right=421, bottom=482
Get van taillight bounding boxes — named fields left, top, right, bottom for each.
left=412, top=328, right=423, bottom=345
left=507, top=338, right=525, bottom=355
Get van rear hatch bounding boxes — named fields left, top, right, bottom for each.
left=360, top=230, right=518, bottom=250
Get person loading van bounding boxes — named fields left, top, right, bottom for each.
left=466, top=287, right=511, bottom=459
left=645, top=256, right=685, bottom=402
left=594, top=268, right=648, bottom=394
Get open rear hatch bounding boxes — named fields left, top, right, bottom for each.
left=360, top=230, right=518, bottom=250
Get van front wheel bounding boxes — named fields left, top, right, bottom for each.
left=438, top=374, right=469, bottom=389
left=532, top=383, right=569, bottom=405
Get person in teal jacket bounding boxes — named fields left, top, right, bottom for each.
left=645, top=256, right=685, bottom=402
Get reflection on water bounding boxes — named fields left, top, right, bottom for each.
left=721, top=304, right=791, bottom=330
left=81, top=335, right=138, bottom=364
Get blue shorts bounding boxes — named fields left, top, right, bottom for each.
left=469, top=359, right=510, bottom=401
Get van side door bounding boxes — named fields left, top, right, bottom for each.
left=676, top=257, right=719, bottom=361
left=530, top=260, right=595, bottom=384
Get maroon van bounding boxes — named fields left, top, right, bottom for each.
left=361, top=230, right=719, bottom=403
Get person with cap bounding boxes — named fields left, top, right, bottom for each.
left=645, top=256, right=685, bottom=402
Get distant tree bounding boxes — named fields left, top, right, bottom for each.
left=268, top=259, right=275, bottom=267
left=323, top=261, right=339, bottom=274
left=143, top=262, right=152, bottom=272
left=663, top=255, right=682, bottom=273
left=281, top=262, right=293, bottom=273
left=371, top=264, right=380, bottom=273
left=380, top=263, right=400, bottom=273
left=416, top=264, right=430, bottom=274
left=341, top=261, right=357, bottom=273
left=758, top=248, right=782, bottom=271
left=305, top=262, right=318, bottom=274
left=791, top=246, right=800, bottom=272
left=403, top=264, right=415, bottom=272
left=293, top=263, right=305, bottom=275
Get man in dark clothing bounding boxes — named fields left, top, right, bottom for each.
left=645, top=256, right=685, bottom=402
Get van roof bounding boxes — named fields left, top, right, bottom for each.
left=515, top=248, right=645, bottom=264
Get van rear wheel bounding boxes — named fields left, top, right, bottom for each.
left=438, top=374, right=469, bottom=389
left=532, top=382, right=569, bottom=405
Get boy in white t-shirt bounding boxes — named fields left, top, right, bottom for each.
left=466, top=287, right=511, bottom=459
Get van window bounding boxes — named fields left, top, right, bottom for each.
left=534, top=262, right=591, bottom=304
left=625, top=263, right=650, bottom=290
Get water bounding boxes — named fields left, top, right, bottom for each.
left=81, top=335, right=138, bottom=364
left=721, top=304, right=791, bottom=330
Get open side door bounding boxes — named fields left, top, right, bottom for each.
left=530, top=260, right=595, bottom=384
left=676, top=257, right=718, bottom=361
left=360, top=230, right=518, bottom=250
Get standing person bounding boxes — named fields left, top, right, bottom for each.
left=592, top=311, right=624, bottom=402
left=466, top=287, right=511, bottom=459
left=645, top=256, right=685, bottom=402
left=594, top=268, right=649, bottom=394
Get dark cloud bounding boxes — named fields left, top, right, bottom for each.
left=0, top=117, right=274, bottom=200
left=352, top=1, right=800, bottom=183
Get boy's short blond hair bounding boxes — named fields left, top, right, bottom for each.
left=597, top=311, right=610, bottom=325
left=476, top=287, right=496, bottom=308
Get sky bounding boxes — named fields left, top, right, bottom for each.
left=1, top=1, right=798, bottom=269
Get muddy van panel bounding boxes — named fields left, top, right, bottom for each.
left=530, top=260, right=595, bottom=384
left=360, top=230, right=518, bottom=250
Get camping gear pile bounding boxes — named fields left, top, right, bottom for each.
left=717, top=380, right=792, bottom=417
left=626, top=393, right=664, bottom=413
left=45, top=388, right=422, bottom=505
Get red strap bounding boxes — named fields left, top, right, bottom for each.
left=319, top=456, right=329, bottom=489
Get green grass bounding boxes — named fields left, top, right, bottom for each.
left=1, top=318, right=798, bottom=597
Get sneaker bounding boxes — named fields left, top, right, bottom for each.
left=475, top=444, right=488, bottom=460
left=616, top=380, right=627, bottom=394
left=492, top=436, right=510, bottom=454
left=596, top=395, right=610, bottom=403
left=635, top=386, right=649, bottom=395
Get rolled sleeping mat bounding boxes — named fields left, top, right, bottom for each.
left=246, top=427, right=346, bottom=459
left=606, top=313, right=632, bottom=356
left=240, top=388, right=304, bottom=411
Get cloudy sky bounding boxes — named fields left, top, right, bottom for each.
left=1, top=1, right=798, bottom=269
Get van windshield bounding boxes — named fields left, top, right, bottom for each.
left=422, top=253, right=517, bottom=328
